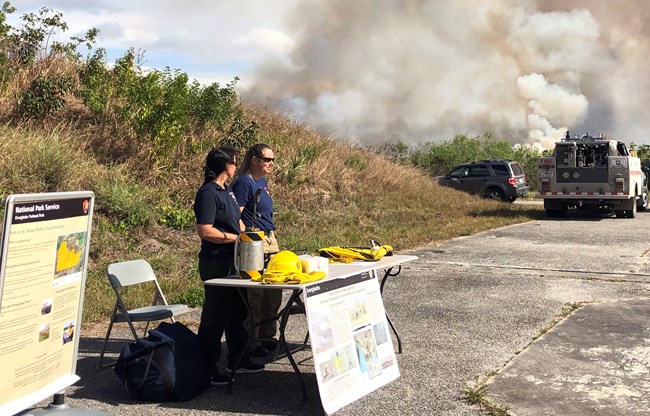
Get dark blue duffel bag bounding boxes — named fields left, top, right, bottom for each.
left=114, top=322, right=210, bottom=402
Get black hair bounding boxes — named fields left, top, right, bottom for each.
left=204, top=146, right=236, bottom=182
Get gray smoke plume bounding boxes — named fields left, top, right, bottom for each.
left=243, top=0, right=650, bottom=149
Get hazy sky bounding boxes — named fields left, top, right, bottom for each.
left=8, top=1, right=650, bottom=148
left=9, top=0, right=297, bottom=86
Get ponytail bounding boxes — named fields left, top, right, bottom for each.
left=203, top=146, right=236, bottom=182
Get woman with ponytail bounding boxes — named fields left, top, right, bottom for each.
left=232, top=143, right=280, bottom=357
left=193, top=147, right=264, bottom=385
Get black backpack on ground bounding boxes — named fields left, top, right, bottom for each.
left=114, top=321, right=210, bottom=402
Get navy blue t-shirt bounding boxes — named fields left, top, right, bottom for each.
left=231, top=174, right=275, bottom=232
left=194, top=181, right=241, bottom=260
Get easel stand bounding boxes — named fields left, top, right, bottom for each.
left=16, top=393, right=111, bottom=416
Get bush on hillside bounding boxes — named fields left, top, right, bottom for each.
left=0, top=4, right=249, bottom=169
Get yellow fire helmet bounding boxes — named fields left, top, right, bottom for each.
left=254, top=250, right=327, bottom=284
left=266, top=250, right=302, bottom=274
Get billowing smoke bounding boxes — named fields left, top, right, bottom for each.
left=517, top=73, right=589, bottom=149
left=243, top=0, right=650, bottom=149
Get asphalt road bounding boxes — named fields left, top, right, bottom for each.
left=26, top=209, right=650, bottom=415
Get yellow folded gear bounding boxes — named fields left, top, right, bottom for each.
left=260, top=271, right=327, bottom=284
left=297, top=271, right=327, bottom=283
left=317, top=244, right=393, bottom=262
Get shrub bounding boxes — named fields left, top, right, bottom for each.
left=220, top=111, right=259, bottom=151
left=158, top=204, right=195, bottom=231
left=19, top=74, right=73, bottom=118
left=276, top=145, right=322, bottom=185
left=410, top=134, right=493, bottom=175
left=7, top=6, right=67, bottom=65
left=512, top=144, right=542, bottom=192
left=148, top=68, right=191, bottom=162
left=188, top=77, right=239, bottom=129
left=0, top=2, right=16, bottom=92
left=94, top=49, right=246, bottom=165
left=405, top=134, right=542, bottom=190
left=77, top=48, right=113, bottom=120
left=344, top=153, right=367, bottom=171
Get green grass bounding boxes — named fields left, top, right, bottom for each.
left=534, top=302, right=583, bottom=340
left=463, top=381, right=511, bottom=415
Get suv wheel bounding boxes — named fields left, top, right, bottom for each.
left=484, top=188, right=505, bottom=201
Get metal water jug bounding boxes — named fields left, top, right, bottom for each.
left=234, top=230, right=265, bottom=279
left=233, top=187, right=265, bottom=279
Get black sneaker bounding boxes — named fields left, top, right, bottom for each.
left=250, top=346, right=270, bottom=357
left=260, top=339, right=278, bottom=350
left=234, top=362, right=265, bottom=374
left=210, top=373, right=232, bottom=386
left=289, top=303, right=305, bottom=315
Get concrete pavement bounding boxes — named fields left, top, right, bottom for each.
left=487, top=298, right=650, bottom=415
left=23, top=213, right=650, bottom=415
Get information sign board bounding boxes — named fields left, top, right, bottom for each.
left=0, top=192, right=94, bottom=416
left=304, top=270, right=400, bottom=415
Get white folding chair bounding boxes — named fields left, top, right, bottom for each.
left=96, top=259, right=190, bottom=369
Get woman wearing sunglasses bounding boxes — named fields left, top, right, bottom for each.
left=232, top=143, right=280, bottom=357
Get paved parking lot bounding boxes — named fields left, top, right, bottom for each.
left=26, top=211, right=650, bottom=415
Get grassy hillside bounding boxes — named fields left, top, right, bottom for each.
left=0, top=4, right=545, bottom=323
left=0, top=108, right=544, bottom=323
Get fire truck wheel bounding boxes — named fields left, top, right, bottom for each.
left=626, top=200, right=637, bottom=218
left=637, top=191, right=648, bottom=212
left=546, top=207, right=567, bottom=218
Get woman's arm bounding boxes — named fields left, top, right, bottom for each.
left=197, top=224, right=238, bottom=244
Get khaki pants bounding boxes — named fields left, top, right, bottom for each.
left=249, top=230, right=281, bottom=348
left=247, top=287, right=283, bottom=347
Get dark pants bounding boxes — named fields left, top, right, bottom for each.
left=198, top=257, right=250, bottom=372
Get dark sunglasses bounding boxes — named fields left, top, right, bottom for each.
left=258, top=156, right=275, bottom=163
left=229, top=159, right=238, bottom=166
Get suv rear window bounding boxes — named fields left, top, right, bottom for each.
left=491, top=164, right=510, bottom=176
left=509, top=162, right=523, bottom=175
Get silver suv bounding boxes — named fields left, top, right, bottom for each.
left=437, top=160, right=529, bottom=202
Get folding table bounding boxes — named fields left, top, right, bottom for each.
left=203, top=254, right=418, bottom=401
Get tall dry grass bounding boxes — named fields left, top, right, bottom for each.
left=245, top=106, right=542, bottom=251
left=0, top=124, right=99, bottom=193
left=0, top=104, right=543, bottom=323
